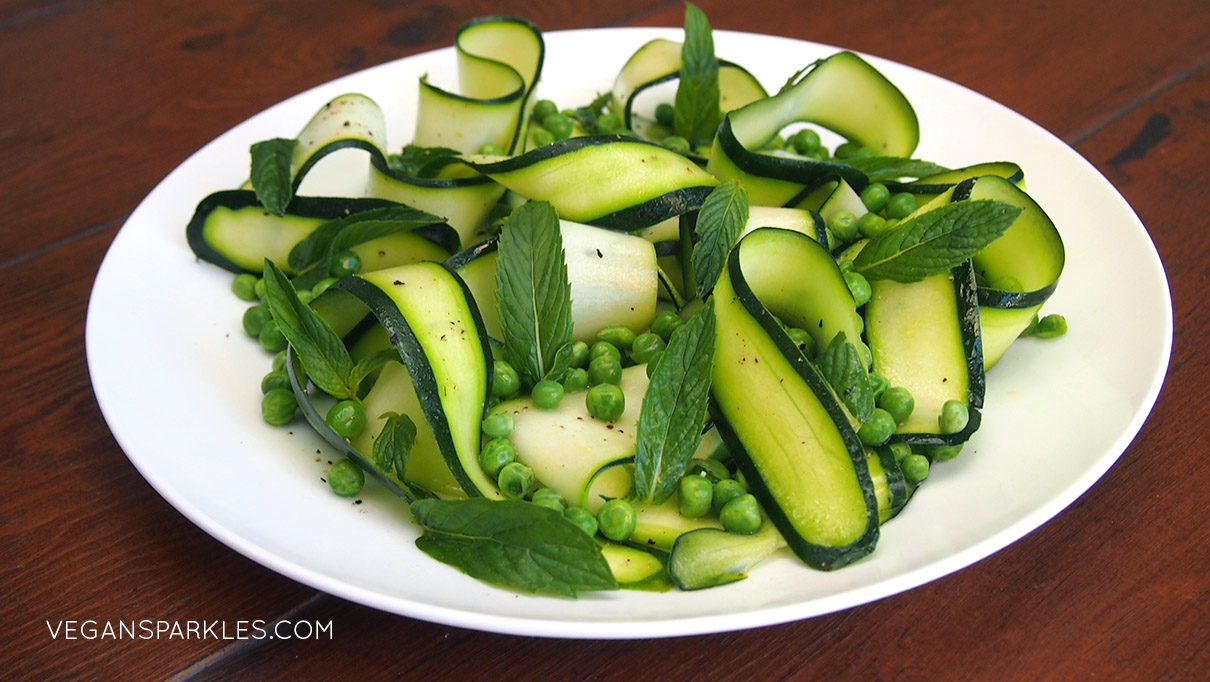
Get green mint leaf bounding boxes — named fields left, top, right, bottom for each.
left=816, top=331, right=873, bottom=422
left=373, top=412, right=417, bottom=479
left=411, top=498, right=618, bottom=597
left=494, top=201, right=574, bottom=388
left=261, top=259, right=356, bottom=399
left=692, top=179, right=748, bottom=300
left=633, top=303, right=716, bottom=504
left=845, top=157, right=950, bottom=182
left=387, top=145, right=462, bottom=178
left=250, top=138, right=297, bottom=216
left=542, top=341, right=581, bottom=384
left=287, top=205, right=444, bottom=273
left=674, top=2, right=721, bottom=148
left=853, top=199, right=1023, bottom=283
left=348, top=348, right=401, bottom=394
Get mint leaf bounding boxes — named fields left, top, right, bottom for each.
left=287, top=205, right=444, bottom=273
left=412, top=498, right=618, bottom=597
left=674, top=3, right=721, bottom=148
left=348, top=348, right=401, bottom=393
left=250, top=138, right=296, bottom=216
left=816, top=331, right=873, bottom=422
left=494, top=201, right=574, bottom=388
left=261, top=259, right=357, bottom=399
left=633, top=303, right=716, bottom=504
left=373, top=412, right=417, bottom=479
left=845, top=157, right=950, bottom=182
left=853, top=199, right=1022, bottom=283
left=386, top=145, right=462, bottom=178
left=692, top=179, right=748, bottom=300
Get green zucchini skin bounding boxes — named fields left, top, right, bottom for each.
left=334, top=263, right=500, bottom=499
left=186, top=190, right=425, bottom=274
left=710, top=229, right=879, bottom=571
left=715, top=116, right=870, bottom=195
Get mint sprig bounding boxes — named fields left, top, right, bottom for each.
left=494, top=201, right=574, bottom=388
left=633, top=303, right=716, bottom=504
left=412, top=498, right=618, bottom=597
left=692, top=179, right=748, bottom=300
left=674, top=2, right=721, bottom=148
left=373, top=412, right=417, bottom=479
left=853, top=199, right=1022, bottom=282
left=261, top=260, right=359, bottom=399
left=250, top=138, right=297, bottom=216
left=816, top=331, right=873, bottom=422
left=287, top=205, right=445, bottom=273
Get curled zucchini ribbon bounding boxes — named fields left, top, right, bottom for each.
left=710, top=227, right=878, bottom=570
left=465, top=135, right=720, bottom=231
left=609, top=38, right=768, bottom=147
left=707, top=51, right=920, bottom=208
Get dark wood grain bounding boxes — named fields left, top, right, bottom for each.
left=2, top=0, right=1206, bottom=680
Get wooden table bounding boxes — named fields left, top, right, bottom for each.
left=3, top=1, right=1205, bottom=679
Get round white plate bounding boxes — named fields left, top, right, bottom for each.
left=86, top=28, right=1172, bottom=638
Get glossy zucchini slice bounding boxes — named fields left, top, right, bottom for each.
left=710, top=227, right=878, bottom=570
left=335, top=262, right=500, bottom=498
left=668, top=519, right=786, bottom=590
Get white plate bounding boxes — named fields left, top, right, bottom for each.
left=86, top=28, right=1172, bottom=638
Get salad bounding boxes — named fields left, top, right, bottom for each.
left=185, top=6, right=1065, bottom=596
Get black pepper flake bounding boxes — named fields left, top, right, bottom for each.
left=394, top=279, right=404, bottom=285
left=596, top=249, right=603, bottom=258
left=379, top=250, right=386, bottom=256
left=606, top=424, right=614, bottom=430
left=942, top=377, right=948, bottom=382
left=354, top=499, right=363, bottom=505
left=343, top=120, right=351, bottom=127
left=320, top=477, right=327, bottom=483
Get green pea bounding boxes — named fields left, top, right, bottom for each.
left=720, top=494, right=761, bottom=534
left=597, top=499, right=637, bottom=541
left=326, top=400, right=366, bottom=439
left=479, top=438, right=516, bottom=478
left=597, top=325, right=636, bottom=351
left=786, top=327, right=816, bottom=358
left=939, top=400, right=969, bottom=434
left=481, top=411, right=514, bottom=439
left=566, top=340, right=590, bottom=368
left=497, top=462, right=534, bottom=499
left=791, top=128, right=821, bottom=154
left=763, top=134, right=786, bottom=151
left=232, top=273, right=259, bottom=301
left=261, top=387, right=297, bottom=425
left=329, top=250, right=362, bottom=278
left=901, top=454, right=930, bottom=483
left=1022, top=313, right=1041, bottom=336
left=261, top=370, right=290, bottom=394
left=587, top=354, right=622, bottom=386
left=272, top=350, right=288, bottom=372
left=858, top=408, right=896, bottom=446
left=867, top=372, right=890, bottom=400
left=678, top=475, right=714, bottom=518
left=807, top=147, right=830, bottom=160
left=654, top=102, right=675, bottom=127
left=885, top=192, right=918, bottom=219
left=1035, top=314, right=1068, bottom=339
left=532, top=99, right=558, bottom=122
left=562, top=368, right=589, bottom=393
left=834, top=141, right=866, bottom=159
left=242, top=305, right=272, bottom=338
left=477, top=142, right=504, bottom=155
left=888, top=441, right=913, bottom=463
left=491, top=360, right=521, bottom=398
left=542, top=113, right=574, bottom=140
left=588, top=340, right=621, bottom=363
left=530, top=127, right=555, bottom=147
left=828, top=210, right=859, bottom=242
left=926, top=443, right=964, bottom=462
left=258, top=320, right=288, bottom=353
left=878, top=386, right=915, bottom=424
left=857, top=212, right=888, bottom=238
left=645, top=350, right=664, bottom=378
left=711, top=479, right=746, bottom=515
left=586, top=383, right=625, bottom=421
left=532, top=379, right=564, bottom=410
left=563, top=506, right=599, bottom=536
left=630, top=332, right=665, bottom=364
left=254, top=277, right=268, bottom=301
left=327, top=458, right=364, bottom=497
left=662, top=135, right=690, bottom=155
left=844, top=271, right=872, bottom=307
left=650, top=310, right=682, bottom=342
left=686, top=458, right=731, bottom=483
left=859, top=183, right=890, bottom=212
left=530, top=487, right=567, bottom=512
left=594, top=112, right=621, bottom=134
left=989, top=274, right=1024, bottom=292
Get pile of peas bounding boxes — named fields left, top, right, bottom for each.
left=676, top=459, right=762, bottom=535
left=506, top=99, right=635, bottom=152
